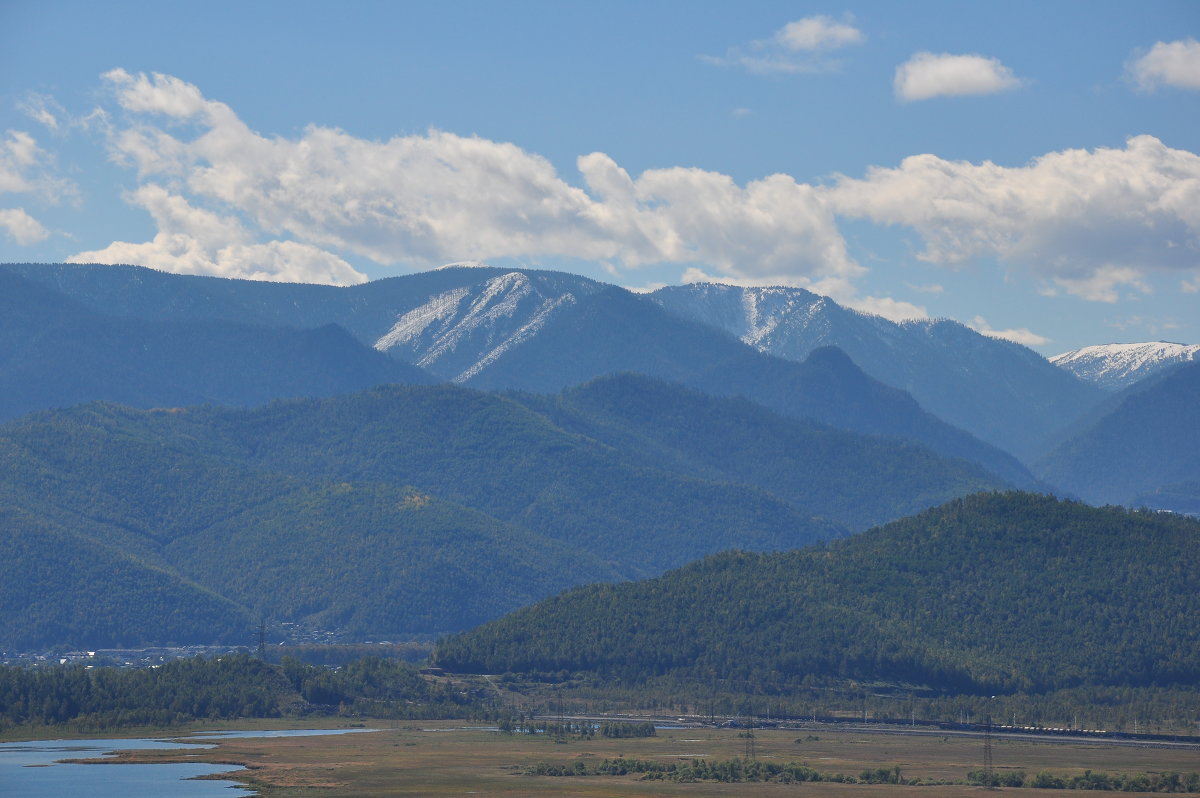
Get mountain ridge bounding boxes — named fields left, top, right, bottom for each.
left=1050, top=341, right=1200, bottom=391
left=650, top=281, right=1102, bottom=462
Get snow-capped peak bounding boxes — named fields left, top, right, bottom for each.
left=1050, top=341, right=1200, bottom=391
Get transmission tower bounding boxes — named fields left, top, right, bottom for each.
left=982, top=712, right=995, bottom=788
left=555, top=688, right=566, bottom=744
left=743, top=707, right=757, bottom=761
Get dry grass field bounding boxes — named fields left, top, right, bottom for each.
left=104, top=720, right=1200, bottom=797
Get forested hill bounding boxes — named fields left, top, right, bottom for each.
left=0, top=374, right=1021, bottom=651
left=512, top=373, right=1005, bottom=531
left=435, top=493, right=1200, bottom=695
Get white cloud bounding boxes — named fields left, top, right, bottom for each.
left=591, top=157, right=858, bottom=280
left=88, top=70, right=857, bottom=288
left=777, top=16, right=864, bottom=51
left=1183, top=276, right=1200, bottom=293
left=701, top=15, right=863, bottom=74
left=1127, top=38, right=1200, bottom=91
left=18, top=94, right=62, bottom=130
left=829, top=135, right=1200, bottom=301
left=1053, top=266, right=1150, bottom=304
left=969, top=316, right=1050, bottom=347
left=894, top=52, right=1022, bottom=101
left=0, top=129, right=75, bottom=203
left=0, top=131, right=41, bottom=194
left=67, top=183, right=365, bottom=285
left=0, top=207, right=49, bottom=245
left=80, top=70, right=1200, bottom=306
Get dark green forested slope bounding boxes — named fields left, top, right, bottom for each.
left=0, top=377, right=1023, bottom=651
left=0, top=506, right=252, bottom=651
left=436, top=493, right=1200, bottom=695
left=103, top=384, right=838, bottom=573
left=514, top=374, right=1005, bottom=531
left=0, top=383, right=839, bottom=649
left=0, top=407, right=623, bottom=648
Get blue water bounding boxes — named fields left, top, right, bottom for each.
left=0, top=728, right=375, bottom=798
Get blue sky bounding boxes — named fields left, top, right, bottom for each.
left=1, top=1, right=1197, bottom=354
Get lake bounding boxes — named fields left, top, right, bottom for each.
left=0, top=728, right=375, bottom=797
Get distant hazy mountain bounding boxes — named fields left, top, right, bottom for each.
left=437, top=492, right=1200, bottom=695
left=0, top=270, right=435, bottom=422
left=1036, top=361, right=1200, bottom=505
left=650, top=282, right=1101, bottom=462
left=0, top=262, right=605, bottom=384
left=1050, top=341, right=1200, bottom=391
left=0, top=263, right=1035, bottom=486
left=513, top=373, right=1008, bottom=531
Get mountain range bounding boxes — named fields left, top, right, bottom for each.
left=650, top=282, right=1101, bottom=462
left=2, top=260, right=1198, bottom=653
left=0, top=373, right=1018, bottom=651
left=0, top=262, right=1039, bottom=487
left=5, top=261, right=1197, bottom=510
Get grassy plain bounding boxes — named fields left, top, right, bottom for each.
left=102, top=720, right=1200, bottom=797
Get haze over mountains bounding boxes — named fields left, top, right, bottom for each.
left=0, top=377, right=1011, bottom=650
left=1, top=260, right=1197, bottom=654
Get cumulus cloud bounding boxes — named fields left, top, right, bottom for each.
left=701, top=15, right=863, bottom=74
left=77, top=69, right=1200, bottom=303
left=1127, top=38, right=1200, bottom=91
left=86, top=70, right=858, bottom=287
left=894, top=52, right=1022, bottom=101
left=0, top=128, right=74, bottom=246
left=828, top=135, right=1200, bottom=301
left=968, top=316, right=1050, bottom=347
left=0, top=208, right=49, bottom=245
left=68, top=183, right=365, bottom=285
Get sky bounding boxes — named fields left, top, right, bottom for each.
left=1, top=1, right=1197, bottom=356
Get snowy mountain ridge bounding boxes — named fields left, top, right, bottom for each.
left=649, top=282, right=1100, bottom=463
left=373, top=270, right=584, bottom=383
left=1050, top=342, right=1200, bottom=391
